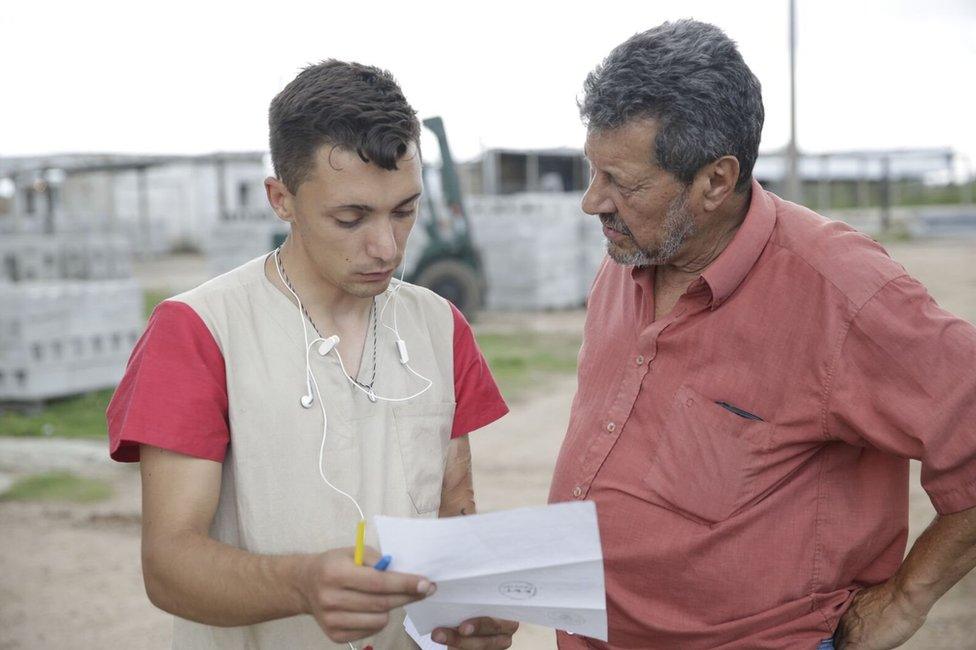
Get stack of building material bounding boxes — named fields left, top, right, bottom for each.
left=0, top=235, right=142, bottom=405
left=205, top=220, right=286, bottom=277
left=467, top=193, right=606, bottom=310
left=578, top=209, right=608, bottom=299
left=0, top=233, right=133, bottom=282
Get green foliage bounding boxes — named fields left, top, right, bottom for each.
left=476, top=331, right=581, bottom=401
left=0, top=389, right=114, bottom=439
left=801, top=180, right=976, bottom=211
left=143, top=289, right=170, bottom=319
left=1, top=471, right=112, bottom=503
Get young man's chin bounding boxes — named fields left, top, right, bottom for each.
left=342, top=277, right=394, bottom=299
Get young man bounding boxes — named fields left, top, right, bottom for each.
left=108, top=61, right=518, bottom=649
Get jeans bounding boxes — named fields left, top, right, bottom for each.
left=816, top=638, right=835, bottom=650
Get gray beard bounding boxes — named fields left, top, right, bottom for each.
left=605, top=190, right=695, bottom=267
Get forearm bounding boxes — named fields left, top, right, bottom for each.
left=891, top=504, right=976, bottom=613
left=439, top=437, right=476, bottom=517
left=143, top=530, right=311, bottom=626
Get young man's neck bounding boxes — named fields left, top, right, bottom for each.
left=274, top=238, right=374, bottom=320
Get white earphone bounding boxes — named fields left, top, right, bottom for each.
left=274, top=242, right=434, bottom=650
left=299, top=335, right=340, bottom=408
left=272, top=241, right=433, bottom=534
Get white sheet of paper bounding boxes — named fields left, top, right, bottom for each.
left=404, top=614, right=446, bottom=649
left=375, top=500, right=607, bottom=641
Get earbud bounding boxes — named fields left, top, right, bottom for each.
left=318, top=335, right=341, bottom=356
left=300, top=370, right=315, bottom=408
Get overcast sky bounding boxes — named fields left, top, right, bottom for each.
left=1, top=0, right=974, bottom=171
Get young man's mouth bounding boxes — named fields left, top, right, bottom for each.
left=357, top=269, right=396, bottom=282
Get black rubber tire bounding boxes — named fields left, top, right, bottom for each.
left=414, top=258, right=484, bottom=321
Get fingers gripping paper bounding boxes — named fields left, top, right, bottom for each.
left=374, top=501, right=608, bottom=641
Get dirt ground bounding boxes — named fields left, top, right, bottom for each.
left=2, top=239, right=976, bottom=649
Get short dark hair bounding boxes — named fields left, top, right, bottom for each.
left=581, top=20, right=764, bottom=192
left=269, top=60, right=421, bottom=193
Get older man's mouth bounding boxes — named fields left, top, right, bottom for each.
left=602, top=223, right=631, bottom=244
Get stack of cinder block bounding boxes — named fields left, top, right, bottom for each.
left=467, top=193, right=606, bottom=310
left=205, top=220, right=286, bottom=278
left=0, top=234, right=142, bottom=405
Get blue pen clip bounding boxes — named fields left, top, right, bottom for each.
left=373, top=555, right=392, bottom=571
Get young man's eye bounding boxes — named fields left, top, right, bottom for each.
left=393, top=209, right=416, bottom=218
left=335, top=218, right=362, bottom=228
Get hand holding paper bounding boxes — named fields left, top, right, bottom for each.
left=375, top=500, right=607, bottom=641
left=295, top=545, right=434, bottom=645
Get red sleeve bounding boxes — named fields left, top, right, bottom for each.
left=450, top=303, right=509, bottom=438
left=107, top=300, right=229, bottom=463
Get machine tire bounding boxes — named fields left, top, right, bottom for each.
left=414, top=259, right=484, bottom=321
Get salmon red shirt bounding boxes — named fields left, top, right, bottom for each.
left=549, top=181, right=976, bottom=649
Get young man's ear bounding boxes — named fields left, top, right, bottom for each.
left=265, top=177, right=296, bottom=224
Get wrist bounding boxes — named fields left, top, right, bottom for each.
left=890, top=573, right=935, bottom=619
left=279, top=554, right=316, bottom=616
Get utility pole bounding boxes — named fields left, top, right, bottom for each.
left=785, top=0, right=803, bottom=203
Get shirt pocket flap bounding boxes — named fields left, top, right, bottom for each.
left=642, top=385, right=773, bottom=526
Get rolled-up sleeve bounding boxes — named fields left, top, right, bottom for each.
left=826, top=274, right=976, bottom=514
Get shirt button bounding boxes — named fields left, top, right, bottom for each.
left=606, top=422, right=616, bottom=433
left=636, top=355, right=645, bottom=365
left=572, top=486, right=584, bottom=499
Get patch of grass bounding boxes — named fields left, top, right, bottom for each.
left=872, top=221, right=914, bottom=244
left=144, top=289, right=171, bottom=319
left=0, top=389, right=114, bottom=439
left=1, top=471, right=112, bottom=503
left=476, top=331, right=581, bottom=401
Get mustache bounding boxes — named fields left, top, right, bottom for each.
left=600, top=213, right=633, bottom=237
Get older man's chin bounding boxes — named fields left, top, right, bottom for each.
left=606, top=240, right=655, bottom=268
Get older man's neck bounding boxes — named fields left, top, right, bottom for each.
left=664, top=187, right=751, bottom=279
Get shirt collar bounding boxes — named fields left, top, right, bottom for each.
left=628, top=179, right=776, bottom=309
left=699, top=179, right=776, bottom=309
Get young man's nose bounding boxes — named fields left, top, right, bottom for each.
left=365, top=220, right=398, bottom=263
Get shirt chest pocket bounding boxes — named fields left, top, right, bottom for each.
left=392, top=401, right=456, bottom=514
left=642, top=385, right=773, bottom=526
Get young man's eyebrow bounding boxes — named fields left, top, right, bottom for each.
left=333, top=202, right=372, bottom=213
left=332, top=192, right=422, bottom=213
left=394, top=192, right=422, bottom=208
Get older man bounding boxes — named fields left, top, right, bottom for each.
left=549, top=20, right=976, bottom=650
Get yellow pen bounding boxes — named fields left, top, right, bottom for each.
left=354, top=519, right=366, bottom=566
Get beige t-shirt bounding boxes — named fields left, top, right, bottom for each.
left=108, top=255, right=508, bottom=649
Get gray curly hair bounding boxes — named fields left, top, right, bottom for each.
left=581, top=20, right=764, bottom=192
